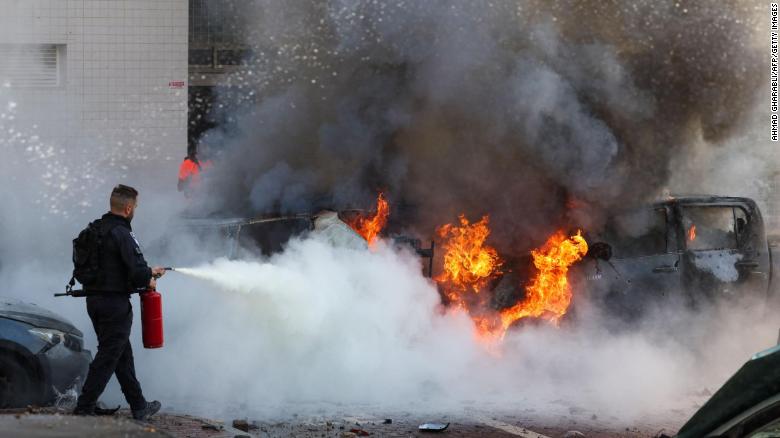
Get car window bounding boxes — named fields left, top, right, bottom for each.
left=601, top=208, right=667, bottom=258
left=683, top=206, right=738, bottom=251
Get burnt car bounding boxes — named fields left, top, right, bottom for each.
left=168, top=211, right=434, bottom=275
left=676, top=343, right=780, bottom=437
left=576, top=196, right=778, bottom=317
left=0, top=297, right=91, bottom=408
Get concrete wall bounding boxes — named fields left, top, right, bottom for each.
left=0, top=0, right=188, bottom=203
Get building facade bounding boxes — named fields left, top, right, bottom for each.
left=0, top=0, right=188, bottom=200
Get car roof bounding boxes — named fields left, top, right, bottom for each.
left=174, top=213, right=315, bottom=228
left=654, top=195, right=757, bottom=208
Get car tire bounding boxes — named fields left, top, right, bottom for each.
left=0, top=352, right=40, bottom=408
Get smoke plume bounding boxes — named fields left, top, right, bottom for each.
left=199, top=0, right=765, bottom=253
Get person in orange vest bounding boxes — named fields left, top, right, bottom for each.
left=177, top=146, right=212, bottom=196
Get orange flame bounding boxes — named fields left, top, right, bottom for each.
left=348, top=192, right=389, bottom=246
left=435, top=215, right=502, bottom=308
left=688, top=224, right=696, bottom=241
left=498, top=230, right=588, bottom=333
left=434, top=215, right=588, bottom=341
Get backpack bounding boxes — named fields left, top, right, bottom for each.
left=68, top=219, right=111, bottom=291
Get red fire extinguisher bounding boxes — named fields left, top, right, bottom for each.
left=140, top=289, right=164, bottom=349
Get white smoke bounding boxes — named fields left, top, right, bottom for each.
left=119, top=233, right=778, bottom=431
left=134, top=237, right=483, bottom=414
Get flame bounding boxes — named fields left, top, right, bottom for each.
left=434, top=216, right=588, bottom=341
left=347, top=192, right=389, bottom=246
left=497, top=230, right=588, bottom=333
left=435, top=215, right=502, bottom=310
left=688, top=224, right=696, bottom=241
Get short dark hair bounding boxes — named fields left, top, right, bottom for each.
left=110, top=184, right=138, bottom=210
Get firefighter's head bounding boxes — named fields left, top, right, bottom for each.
left=110, top=184, right=139, bottom=222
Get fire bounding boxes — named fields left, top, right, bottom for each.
left=435, top=215, right=502, bottom=308
left=498, top=230, right=588, bottom=333
left=688, top=224, right=696, bottom=241
left=434, top=214, right=588, bottom=341
left=348, top=192, right=389, bottom=246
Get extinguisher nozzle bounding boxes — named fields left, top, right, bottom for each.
left=164, top=267, right=175, bottom=271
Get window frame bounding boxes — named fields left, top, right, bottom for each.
left=681, top=205, right=744, bottom=252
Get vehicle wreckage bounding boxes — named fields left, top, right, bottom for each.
left=575, top=195, right=780, bottom=319
left=165, top=195, right=779, bottom=330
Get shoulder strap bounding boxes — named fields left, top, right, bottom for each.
left=97, top=218, right=122, bottom=239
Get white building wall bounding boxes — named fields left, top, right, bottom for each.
left=0, top=0, right=188, bottom=212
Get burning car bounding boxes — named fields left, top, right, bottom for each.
left=172, top=195, right=433, bottom=275
left=0, top=297, right=91, bottom=408
left=422, top=195, right=779, bottom=338
left=170, top=193, right=777, bottom=340
left=576, top=196, right=779, bottom=319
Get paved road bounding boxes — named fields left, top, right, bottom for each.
left=0, top=407, right=676, bottom=438
left=0, top=412, right=166, bottom=438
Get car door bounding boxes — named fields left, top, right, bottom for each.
left=579, top=206, right=682, bottom=318
left=679, top=202, right=770, bottom=300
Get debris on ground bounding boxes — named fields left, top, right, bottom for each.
left=232, top=419, right=250, bottom=432
left=232, top=418, right=260, bottom=432
left=382, top=419, right=392, bottom=424
left=201, top=420, right=223, bottom=431
left=563, top=431, right=586, bottom=437
left=419, top=422, right=450, bottom=432
left=53, top=378, right=81, bottom=411
left=349, top=427, right=370, bottom=436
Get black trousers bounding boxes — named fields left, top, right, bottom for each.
left=76, top=294, right=146, bottom=411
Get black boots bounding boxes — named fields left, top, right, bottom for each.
left=131, top=400, right=161, bottom=421
left=72, top=406, right=96, bottom=416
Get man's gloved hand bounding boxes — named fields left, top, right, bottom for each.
left=151, top=267, right=166, bottom=278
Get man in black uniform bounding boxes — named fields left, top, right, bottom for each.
left=73, top=185, right=166, bottom=420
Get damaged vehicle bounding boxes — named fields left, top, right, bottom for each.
left=576, top=196, right=778, bottom=318
left=170, top=210, right=434, bottom=275
left=0, top=297, right=91, bottom=408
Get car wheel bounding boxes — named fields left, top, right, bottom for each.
left=0, top=353, right=39, bottom=408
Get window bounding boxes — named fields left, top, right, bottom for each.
left=188, top=48, right=214, bottom=66
left=189, top=0, right=249, bottom=46
left=0, top=44, right=64, bottom=87
left=601, top=208, right=668, bottom=258
left=683, top=206, right=743, bottom=251
left=216, top=49, right=254, bottom=66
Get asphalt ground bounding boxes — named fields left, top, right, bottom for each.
left=0, top=407, right=681, bottom=438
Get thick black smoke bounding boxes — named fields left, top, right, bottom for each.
left=198, top=0, right=763, bottom=255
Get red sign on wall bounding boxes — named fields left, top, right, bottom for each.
left=168, top=81, right=185, bottom=89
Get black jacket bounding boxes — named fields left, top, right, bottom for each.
left=91, top=213, right=152, bottom=294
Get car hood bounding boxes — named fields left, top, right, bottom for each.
left=0, top=297, right=82, bottom=336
